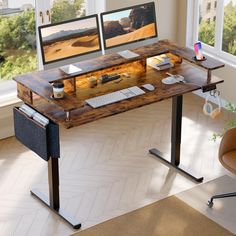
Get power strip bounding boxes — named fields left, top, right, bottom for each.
left=101, top=73, right=121, bottom=83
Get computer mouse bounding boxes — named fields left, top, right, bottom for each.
left=142, top=84, right=155, bottom=91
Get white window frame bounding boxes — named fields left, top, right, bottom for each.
left=187, top=0, right=236, bottom=67
left=86, top=0, right=106, bottom=14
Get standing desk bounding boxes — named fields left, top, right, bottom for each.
left=13, top=40, right=224, bottom=228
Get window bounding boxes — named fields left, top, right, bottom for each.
left=190, top=0, right=236, bottom=64
left=0, top=0, right=102, bottom=102
left=0, top=0, right=37, bottom=81
left=0, top=0, right=86, bottom=82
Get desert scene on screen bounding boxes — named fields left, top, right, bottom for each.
left=41, top=19, right=100, bottom=63
left=103, top=3, right=157, bottom=48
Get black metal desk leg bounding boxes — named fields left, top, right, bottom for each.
left=171, top=95, right=182, bottom=166
left=30, top=157, right=81, bottom=229
left=149, top=95, right=204, bottom=183
left=48, top=157, right=60, bottom=210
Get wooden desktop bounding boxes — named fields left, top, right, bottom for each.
left=13, top=39, right=225, bottom=229
left=14, top=40, right=224, bottom=128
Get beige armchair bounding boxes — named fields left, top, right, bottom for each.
left=208, top=127, right=236, bottom=207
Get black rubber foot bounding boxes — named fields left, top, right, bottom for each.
left=207, top=200, right=214, bottom=208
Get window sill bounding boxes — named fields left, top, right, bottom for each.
left=0, top=80, right=21, bottom=107
left=0, top=96, right=21, bottom=108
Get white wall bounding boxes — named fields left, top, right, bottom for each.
left=214, top=65, right=236, bottom=104
left=105, top=0, right=178, bottom=41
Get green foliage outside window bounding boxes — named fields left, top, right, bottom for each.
left=0, top=0, right=85, bottom=81
left=212, top=102, right=236, bottom=141
left=199, top=1, right=236, bottom=56
left=1, top=53, right=37, bottom=80
left=199, top=21, right=215, bottom=47
left=51, top=0, right=77, bottom=23
left=0, top=10, right=37, bottom=80
left=51, top=0, right=85, bottom=23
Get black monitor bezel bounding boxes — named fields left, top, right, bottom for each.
left=100, top=2, right=158, bottom=50
left=38, top=14, right=102, bottom=65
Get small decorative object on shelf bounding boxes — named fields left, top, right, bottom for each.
left=88, top=76, right=97, bottom=88
left=52, top=82, right=64, bottom=99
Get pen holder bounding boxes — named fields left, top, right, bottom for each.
left=53, top=82, right=64, bottom=99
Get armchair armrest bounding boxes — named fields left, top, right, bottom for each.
left=219, top=127, right=236, bottom=159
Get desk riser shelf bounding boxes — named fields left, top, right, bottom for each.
left=16, top=59, right=148, bottom=112
left=15, top=43, right=169, bottom=84
left=14, top=40, right=224, bottom=86
left=16, top=54, right=180, bottom=112
left=64, top=60, right=147, bottom=94
left=157, top=40, right=225, bottom=70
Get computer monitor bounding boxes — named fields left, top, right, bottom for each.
left=38, top=14, right=102, bottom=69
left=100, top=2, right=158, bottom=54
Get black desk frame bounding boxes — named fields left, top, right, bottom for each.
left=13, top=108, right=81, bottom=229
left=30, top=157, right=82, bottom=229
left=149, top=95, right=204, bottom=182
left=29, top=94, right=203, bottom=232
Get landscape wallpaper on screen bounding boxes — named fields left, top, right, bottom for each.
left=103, top=3, right=157, bottom=48
left=41, top=17, right=100, bottom=63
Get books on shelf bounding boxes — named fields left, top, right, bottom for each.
left=147, top=54, right=174, bottom=71
left=154, top=54, right=170, bottom=65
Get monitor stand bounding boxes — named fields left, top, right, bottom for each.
left=59, top=64, right=82, bottom=75
left=117, top=50, right=140, bottom=59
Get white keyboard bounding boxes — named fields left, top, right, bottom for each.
left=85, top=86, right=145, bottom=108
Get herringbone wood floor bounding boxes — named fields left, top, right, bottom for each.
left=0, top=93, right=230, bottom=236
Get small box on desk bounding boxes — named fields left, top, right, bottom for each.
left=147, top=53, right=182, bottom=71
left=13, top=107, right=60, bottom=161
left=147, top=54, right=173, bottom=71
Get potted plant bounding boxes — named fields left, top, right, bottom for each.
left=212, top=102, right=236, bottom=141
